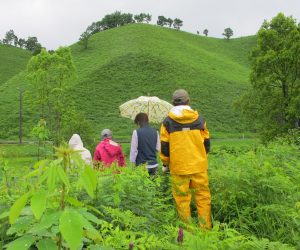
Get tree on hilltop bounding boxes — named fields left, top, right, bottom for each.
left=145, top=14, right=152, bottom=23
left=134, top=13, right=152, bottom=23
left=3, top=29, right=17, bottom=45
left=86, top=21, right=102, bottom=35
left=173, top=18, right=183, bottom=30
left=203, top=29, right=208, bottom=36
left=25, top=36, right=42, bottom=55
left=79, top=30, right=91, bottom=49
left=222, top=27, right=233, bottom=39
left=101, top=11, right=134, bottom=29
left=17, top=38, right=26, bottom=48
left=13, top=34, right=19, bottom=47
left=166, top=18, right=173, bottom=27
left=238, top=13, right=300, bottom=141
left=134, top=14, right=143, bottom=23
left=157, top=16, right=168, bottom=26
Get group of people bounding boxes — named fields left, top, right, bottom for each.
left=69, top=89, right=212, bottom=229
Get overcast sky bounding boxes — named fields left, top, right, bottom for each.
left=1, top=0, right=300, bottom=50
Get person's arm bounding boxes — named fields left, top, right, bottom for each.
left=130, top=130, right=138, bottom=164
left=156, top=131, right=160, bottom=152
left=160, top=124, right=170, bottom=166
left=93, top=146, right=101, bottom=161
left=118, top=146, right=126, bottom=167
left=201, top=121, right=210, bottom=154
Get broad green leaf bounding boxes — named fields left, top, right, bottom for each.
left=80, top=166, right=97, bottom=198
left=31, top=189, right=47, bottom=219
left=65, top=196, right=83, bottom=207
left=56, top=165, right=70, bottom=189
left=36, top=239, right=58, bottom=250
left=46, top=159, right=63, bottom=190
left=80, top=210, right=102, bottom=224
left=80, top=215, right=102, bottom=241
left=39, top=170, right=49, bottom=185
left=5, top=235, right=36, bottom=250
left=0, top=211, right=9, bottom=219
left=47, top=165, right=59, bottom=191
left=9, top=192, right=30, bottom=224
left=59, top=209, right=83, bottom=250
left=85, top=205, right=104, bottom=217
left=24, top=168, right=41, bottom=179
left=85, top=165, right=97, bottom=189
left=32, top=159, right=49, bottom=169
left=7, top=216, right=33, bottom=235
left=28, top=210, right=61, bottom=234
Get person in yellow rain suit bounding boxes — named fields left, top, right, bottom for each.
left=160, top=89, right=211, bottom=228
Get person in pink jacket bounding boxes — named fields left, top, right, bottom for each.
left=94, top=129, right=125, bottom=167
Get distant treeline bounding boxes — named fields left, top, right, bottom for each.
left=79, top=11, right=184, bottom=49
left=78, top=11, right=235, bottom=49
left=0, top=29, right=42, bottom=55
left=0, top=11, right=234, bottom=53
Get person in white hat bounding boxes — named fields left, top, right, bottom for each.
left=68, top=134, right=92, bottom=165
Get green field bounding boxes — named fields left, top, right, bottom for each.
left=0, top=24, right=257, bottom=140
left=0, top=44, right=31, bottom=85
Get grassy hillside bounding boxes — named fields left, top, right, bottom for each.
left=0, top=24, right=257, bottom=140
left=0, top=44, right=31, bottom=85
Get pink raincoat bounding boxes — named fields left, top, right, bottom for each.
left=94, top=138, right=125, bottom=167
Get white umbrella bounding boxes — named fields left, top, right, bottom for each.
left=119, top=96, right=173, bottom=123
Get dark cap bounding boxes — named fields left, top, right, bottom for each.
left=101, top=129, right=112, bottom=138
left=172, top=89, right=190, bottom=105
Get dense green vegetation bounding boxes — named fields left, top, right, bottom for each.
left=0, top=139, right=299, bottom=249
left=0, top=44, right=31, bottom=85
left=239, top=13, right=300, bottom=141
left=0, top=24, right=257, bottom=140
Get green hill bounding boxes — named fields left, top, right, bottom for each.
left=0, top=24, right=257, bottom=140
left=0, top=44, right=31, bottom=85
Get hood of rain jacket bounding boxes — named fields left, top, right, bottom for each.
left=160, top=105, right=210, bottom=175
left=68, top=134, right=92, bottom=165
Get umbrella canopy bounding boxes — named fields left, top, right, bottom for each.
left=119, top=96, right=173, bottom=123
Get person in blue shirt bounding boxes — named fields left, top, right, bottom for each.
left=130, top=113, right=160, bottom=176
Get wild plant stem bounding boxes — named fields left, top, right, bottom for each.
left=58, top=151, right=69, bottom=250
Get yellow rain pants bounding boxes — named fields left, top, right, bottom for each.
left=171, top=171, right=211, bottom=229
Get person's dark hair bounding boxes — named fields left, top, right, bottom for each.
left=134, top=113, right=149, bottom=126
left=173, top=99, right=189, bottom=106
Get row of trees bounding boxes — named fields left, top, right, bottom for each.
left=156, top=16, right=183, bottom=29
left=1, top=29, right=42, bottom=54
left=197, top=29, right=209, bottom=36
left=79, top=11, right=184, bottom=49
left=196, top=27, right=233, bottom=39
left=78, top=11, right=235, bottom=49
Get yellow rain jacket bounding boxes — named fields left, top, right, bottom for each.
left=160, top=105, right=210, bottom=175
